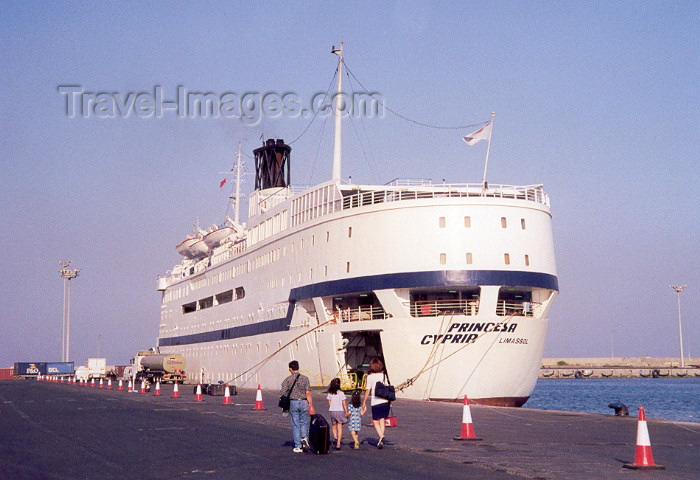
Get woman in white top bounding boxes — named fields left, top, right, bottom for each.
left=362, top=357, right=390, bottom=448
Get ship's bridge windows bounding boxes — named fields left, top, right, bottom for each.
left=198, top=296, right=214, bottom=310
left=234, top=286, right=245, bottom=300
left=216, top=290, right=233, bottom=305
left=409, top=288, right=480, bottom=317
left=497, top=288, right=534, bottom=317
left=182, top=301, right=196, bottom=314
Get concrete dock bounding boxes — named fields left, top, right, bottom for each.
left=0, top=380, right=698, bottom=479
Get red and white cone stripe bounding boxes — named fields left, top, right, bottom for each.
left=223, top=384, right=232, bottom=405
left=195, top=383, right=203, bottom=401
left=253, top=384, right=266, bottom=410
left=453, top=395, right=482, bottom=441
left=624, top=406, right=664, bottom=470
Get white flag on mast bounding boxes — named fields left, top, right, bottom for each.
left=463, top=120, right=493, bottom=146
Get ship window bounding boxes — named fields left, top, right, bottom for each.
left=348, top=226, right=352, bottom=238
left=410, top=288, right=480, bottom=317
left=501, top=217, right=507, bottom=228
left=464, top=216, right=471, bottom=228
left=504, top=253, right=510, bottom=265
left=182, top=301, right=196, bottom=314
left=439, top=217, right=446, bottom=228
left=216, top=290, right=233, bottom=305
left=199, top=297, right=213, bottom=310
left=525, top=254, right=530, bottom=266
left=440, top=253, right=446, bottom=265
left=235, top=286, right=245, bottom=300
left=466, top=252, right=473, bottom=264
left=326, top=231, right=330, bottom=242
left=497, top=288, right=533, bottom=316
left=521, top=218, right=526, bottom=230
left=324, top=265, right=328, bottom=276
left=346, top=261, right=350, bottom=273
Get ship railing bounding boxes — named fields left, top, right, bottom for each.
left=408, top=300, right=480, bottom=317
left=332, top=306, right=389, bottom=322
left=340, top=183, right=548, bottom=211
left=496, top=301, right=541, bottom=317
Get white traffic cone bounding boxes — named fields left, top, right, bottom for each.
left=453, top=395, right=482, bottom=441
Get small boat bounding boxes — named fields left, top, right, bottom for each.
left=639, top=370, right=651, bottom=378
left=676, top=370, right=688, bottom=377
left=656, top=370, right=669, bottom=377
left=581, top=369, right=593, bottom=377
left=560, top=370, right=574, bottom=377
left=601, top=370, right=614, bottom=378
left=176, top=237, right=200, bottom=259
left=188, top=239, right=210, bottom=258
left=203, top=225, right=235, bottom=248
left=541, top=370, right=555, bottom=377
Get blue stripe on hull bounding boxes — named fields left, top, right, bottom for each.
left=289, top=270, right=558, bottom=301
left=158, top=270, right=558, bottom=347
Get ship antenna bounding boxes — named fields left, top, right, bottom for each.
left=331, top=41, right=343, bottom=182
left=234, top=141, right=242, bottom=223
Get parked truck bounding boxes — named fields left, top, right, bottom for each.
left=126, top=351, right=186, bottom=385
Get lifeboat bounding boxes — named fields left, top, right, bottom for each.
left=189, top=239, right=210, bottom=258
left=541, top=370, right=555, bottom=377
left=203, top=225, right=235, bottom=248
left=176, top=237, right=200, bottom=259
left=601, top=370, right=614, bottom=378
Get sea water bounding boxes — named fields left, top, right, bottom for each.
left=525, top=378, right=699, bottom=423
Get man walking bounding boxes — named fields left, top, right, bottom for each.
left=280, top=360, right=316, bottom=453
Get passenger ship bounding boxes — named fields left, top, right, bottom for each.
left=156, top=46, right=558, bottom=406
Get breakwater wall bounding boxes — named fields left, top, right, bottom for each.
left=539, top=357, right=700, bottom=379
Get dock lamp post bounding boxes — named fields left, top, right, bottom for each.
left=670, top=284, right=686, bottom=368
left=59, top=261, right=80, bottom=363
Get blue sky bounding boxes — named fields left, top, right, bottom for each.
left=1, top=1, right=698, bottom=367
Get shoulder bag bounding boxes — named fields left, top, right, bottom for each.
left=278, top=373, right=300, bottom=410
left=374, top=373, right=396, bottom=402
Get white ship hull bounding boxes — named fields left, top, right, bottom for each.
left=157, top=178, right=558, bottom=406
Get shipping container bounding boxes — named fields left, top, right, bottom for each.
left=13, top=362, right=47, bottom=376
left=46, top=362, right=75, bottom=375
left=0, top=368, right=14, bottom=380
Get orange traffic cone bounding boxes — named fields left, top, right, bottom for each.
left=106, top=378, right=112, bottom=390
left=154, top=380, right=162, bottom=396
left=90, top=378, right=95, bottom=388
left=118, top=379, right=123, bottom=391
left=453, top=395, right=482, bottom=441
left=139, top=379, right=146, bottom=394
left=127, top=378, right=133, bottom=392
left=99, top=378, right=104, bottom=389
left=223, top=384, right=232, bottom=405
left=623, top=406, right=664, bottom=470
left=253, top=384, right=266, bottom=410
left=172, top=381, right=180, bottom=398
left=195, top=383, right=203, bottom=401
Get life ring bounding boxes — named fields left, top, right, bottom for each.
left=652, top=369, right=660, bottom=378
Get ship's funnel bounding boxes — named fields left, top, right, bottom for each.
left=253, top=139, right=291, bottom=190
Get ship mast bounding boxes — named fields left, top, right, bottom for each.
left=234, top=142, right=242, bottom=223
left=331, top=42, right=343, bottom=182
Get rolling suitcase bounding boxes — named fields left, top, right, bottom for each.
left=308, top=413, right=330, bottom=454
